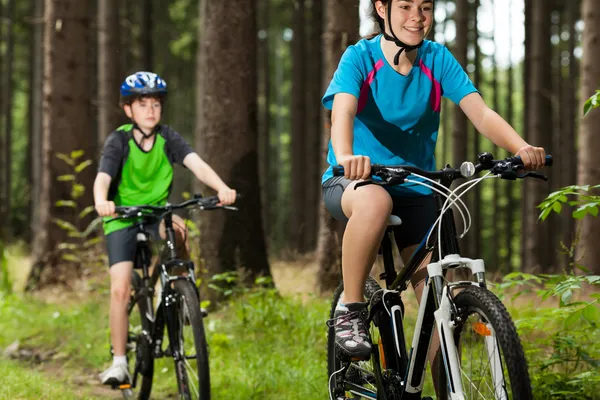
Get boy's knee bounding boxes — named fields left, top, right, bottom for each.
left=111, top=286, right=130, bottom=304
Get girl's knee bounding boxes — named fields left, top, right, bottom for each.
left=350, top=187, right=393, bottom=219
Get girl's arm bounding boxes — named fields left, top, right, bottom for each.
left=331, top=93, right=371, bottom=180
left=459, top=92, right=546, bottom=170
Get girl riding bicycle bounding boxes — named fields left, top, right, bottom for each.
left=94, top=71, right=237, bottom=386
left=322, top=0, right=546, bottom=393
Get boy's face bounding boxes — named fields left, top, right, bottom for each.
left=124, top=96, right=162, bottom=131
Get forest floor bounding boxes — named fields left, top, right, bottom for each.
left=0, top=246, right=587, bottom=399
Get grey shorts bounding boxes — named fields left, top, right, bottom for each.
left=322, top=176, right=437, bottom=251
left=105, top=222, right=160, bottom=267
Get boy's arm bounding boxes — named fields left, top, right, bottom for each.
left=94, top=172, right=115, bottom=217
left=183, top=153, right=236, bottom=205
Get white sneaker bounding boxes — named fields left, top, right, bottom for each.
left=99, top=363, right=131, bottom=386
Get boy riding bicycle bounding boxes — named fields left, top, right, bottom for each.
left=94, top=71, right=236, bottom=386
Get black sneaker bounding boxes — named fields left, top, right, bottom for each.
left=329, top=301, right=371, bottom=361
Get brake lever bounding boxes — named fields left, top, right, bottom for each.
left=518, top=171, right=548, bottom=181
left=354, top=180, right=378, bottom=190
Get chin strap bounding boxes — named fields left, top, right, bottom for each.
left=381, top=2, right=424, bottom=65
left=132, top=122, right=157, bottom=146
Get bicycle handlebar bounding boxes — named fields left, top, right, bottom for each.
left=106, top=194, right=240, bottom=223
left=332, top=153, right=553, bottom=184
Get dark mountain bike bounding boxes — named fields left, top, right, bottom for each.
left=327, top=152, right=552, bottom=400
left=105, top=195, right=237, bottom=400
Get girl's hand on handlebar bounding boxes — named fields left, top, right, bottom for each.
left=95, top=201, right=116, bottom=217
left=217, top=187, right=237, bottom=206
left=338, top=154, right=371, bottom=180
left=515, top=145, right=546, bottom=171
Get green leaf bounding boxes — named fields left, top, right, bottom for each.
left=573, top=203, right=599, bottom=219
left=57, top=174, right=76, bottom=182
left=81, top=217, right=103, bottom=237
left=200, top=300, right=211, bottom=309
left=584, top=92, right=600, bottom=116
left=586, top=275, right=600, bottom=285
left=539, top=207, right=552, bottom=222
left=71, top=184, right=85, bottom=199
left=561, top=288, right=573, bottom=305
left=79, top=205, right=96, bottom=220
left=582, top=304, right=600, bottom=325
left=57, top=243, right=78, bottom=251
left=55, top=153, right=74, bottom=166
left=84, top=237, right=103, bottom=248
left=563, top=309, right=582, bottom=329
left=75, top=159, right=93, bottom=174
left=552, top=201, right=562, bottom=214
left=55, top=200, right=77, bottom=208
left=53, top=218, right=78, bottom=233
left=70, top=149, right=85, bottom=160
left=61, top=253, right=81, bottom=263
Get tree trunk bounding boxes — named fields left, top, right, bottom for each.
left=97, top=0, right=120, bottom=151
left=471, top=0, right=481, bottom=260
left=257, top=0, right=271, bottom=241
left=577, top=0, right=600, bottom=274
left=304, top=0, right=323, bottom=253
left=29, top=0, right=45, bottom=243
left=560, top=0, right=578, bottom=271
left=197, top=0, right=270, bottom=287
left=452, top=0, right=469, bottom=255
left=290, top=0, right=307, bottom=253
left=1, top=0, right=15, bottom=241
left=142, top=0, right=152, bottom=70
left=316, top=0, right=359, bottom=293
left=523, top=0, right=552, bottom=273
left=28, top=0, right=94, bottom=289
left=505, top=0, right=516, bottom=271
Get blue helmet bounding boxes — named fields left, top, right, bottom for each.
left=120, top=71, right=167, bottom=103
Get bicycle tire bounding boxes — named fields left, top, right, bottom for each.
left=443, top=286, right=532, bottom=399
left=171, top=279, right=210, bottom=400
left=327, top=277, right=390, bottom=399
left=130, top=271, right=154, bottom=400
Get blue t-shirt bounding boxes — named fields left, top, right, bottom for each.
left=322, top=35, right=478, bottom=195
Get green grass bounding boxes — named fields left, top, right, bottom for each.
left=0, top=358, right=88, bottom=399
left=0, top=285, right=331, bottom=399
left=1, top=276, right=597, bottom=399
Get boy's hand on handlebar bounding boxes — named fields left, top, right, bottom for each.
left=338, top=154, right=371, bottom=180
left=95, top=201, right=116, bottom=217
left=217, top=187, right=237, bottom=206
left=515, top=145, right=546, bottom=171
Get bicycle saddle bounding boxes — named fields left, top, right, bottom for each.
left=388, top=215, right=402, bottom=226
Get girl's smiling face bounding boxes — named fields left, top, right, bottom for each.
left=376, top=0, right=434, bottom=46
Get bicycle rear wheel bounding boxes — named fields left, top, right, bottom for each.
left=444, top=286, right=532, bottom=399
left=171, top=279, right=210, bottom=400
left=129, top=271, right=154, bottom=400
left=328, top=277, right=396, bottom=400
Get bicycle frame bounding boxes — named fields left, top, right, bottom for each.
left=127, top=211, right=201, bottom=389
left=366, top=177, right=504, bottom=399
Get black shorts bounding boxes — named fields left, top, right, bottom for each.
left=322, top=176, right=437, bottom=251
left=105, top=223, right=160, bottom=267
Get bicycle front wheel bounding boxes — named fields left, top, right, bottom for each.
left=129, top=271, right=154, bottom=400
left=171, top=280, right=210, bottom=400
left=445, top=286, right=532, bottom=399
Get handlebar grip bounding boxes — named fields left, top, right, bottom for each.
left=333, top=166, right=344, bottom=176
left=506, top=154, right=553, bottom=167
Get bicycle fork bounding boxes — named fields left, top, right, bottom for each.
left=426, top=256, right=505, bottom=400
